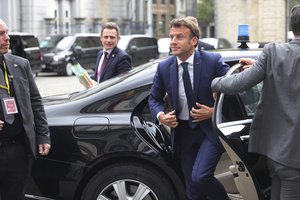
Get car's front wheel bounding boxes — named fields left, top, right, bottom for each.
left=63, top=62, right=73, bottom=76
left=81, top=161, right=178, bottom=200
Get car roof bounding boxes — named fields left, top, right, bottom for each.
left=8, top=32, right=37, bottom=37
left=73, top=33, right=99, bottom=37
left=219, top=49, right=261, bottom=62
left=120, top=34, right=154, bottom=39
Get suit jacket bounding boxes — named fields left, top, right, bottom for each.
left=149, top=50, right=229, bottom=150
left=4, top=54, right=50, bottom=158
left=211, top=39, right=300, bottom=168
left=92, top=46, right=131, bottom=82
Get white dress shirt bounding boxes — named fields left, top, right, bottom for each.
left=97, top=49, right=112, bottom=82
left=177, top=52, right=195, bottom=120
left=157, top=52, right=195, bottom=121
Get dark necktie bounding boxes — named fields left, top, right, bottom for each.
left=181, top=62, right=196, bottom=128
left=0, top=58, right=15, bottom=124
left=97, top=52, right=109, bottom=82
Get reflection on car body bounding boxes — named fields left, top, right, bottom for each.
left=25, top=48, right=269, bottom=200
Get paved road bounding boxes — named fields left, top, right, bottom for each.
left=35, top=72, right=86, bottom=97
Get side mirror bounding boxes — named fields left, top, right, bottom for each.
left=129, top=45, right=138, bottom=52
left=73, top=46, right=83, bottom=54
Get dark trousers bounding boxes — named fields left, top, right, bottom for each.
left=174, top=121, right=229, bottom=200
left=268, top=158, right=300, bottom=200
left=0, top=139, right=32, bottom=200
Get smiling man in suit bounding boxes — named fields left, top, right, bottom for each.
left=212, top=5, right=300, bottom=200
left=0, top=19, right=51, bottom=200
left=148, top=16, right=230, bottom=200
left=91, top=22, right=131, bottom=83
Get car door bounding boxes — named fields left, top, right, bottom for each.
left=213, top=63, right=271, bottom=200
left=131, top=96, right=173, bottom=159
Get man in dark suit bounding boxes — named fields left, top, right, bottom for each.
left=212, top=5, right=300, bottom=200
left=91, top=22, right=131, bottom=83
left=148, top=16, right=230, bottom=200
left=0, top=19, right=51, bottom=200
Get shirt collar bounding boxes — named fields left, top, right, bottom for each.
left=103, top=49, right=113, bottom=56
left=177, top=51, right=195, bottom=66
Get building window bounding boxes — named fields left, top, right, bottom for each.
left=161, top=15, right=166, bottom=34
left=170, top=0, right=174, bottom=4
left=153, top=0, right=157, bottom=3
left=153, top=14, right=157, bottom=35
left=66, top=10, right=68, bottom=18
left=161, top=0, right=165, bottom=4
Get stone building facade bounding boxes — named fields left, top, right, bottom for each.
left=215, top=0, right=288, bottom=44
left=0, top=0, right=188, bottom=38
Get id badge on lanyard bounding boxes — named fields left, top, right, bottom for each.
left=0, top=60, right=19, bottom=115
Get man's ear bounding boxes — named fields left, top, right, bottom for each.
left=192, top=36, right=198, bottom=46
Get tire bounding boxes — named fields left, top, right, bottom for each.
left=63, top=62, right=73, bottom=76
left=81, top=161, right=178, bottom=200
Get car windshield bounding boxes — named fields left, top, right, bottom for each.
left=56, top=36, right=75, bottom=50
left=20, top=36, right=39, bottom=48
left=40, top=36, right=64, bottom=48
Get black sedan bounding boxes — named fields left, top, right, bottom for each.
left=25, top=49, right=268, bottom=200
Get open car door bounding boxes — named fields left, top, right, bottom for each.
left=213, top=63, right=271, bottom=200
left=131, top=97, right=173, bottom=159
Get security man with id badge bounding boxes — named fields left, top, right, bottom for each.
left=0, top=19, right=51, bottom=200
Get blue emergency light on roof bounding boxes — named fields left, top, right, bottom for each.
left=238, top=24, right=250, bottom=42
left=237, top=24, right=249, bottom=49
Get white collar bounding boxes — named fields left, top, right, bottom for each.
left=177, top=51, right=195, bottom=66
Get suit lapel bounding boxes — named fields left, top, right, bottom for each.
left=170, top=57, right=179, bottom=111
left=100, top=47, right=118, bottom=80
left=193, top=50, right=203, bottom=100
left=3, top=55, right=21, bottom=98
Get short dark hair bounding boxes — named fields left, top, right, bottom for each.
left=170, top=16, right=200, bottom=39
left=290, top=4, right=300, bottom=36
left=101, top=22, right=121, bottom=38
left=169, top=16, right=200, bottom=47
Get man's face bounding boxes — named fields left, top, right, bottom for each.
left=100, top=28, right=119, bottom=51
left=169, top=26, right=197, bottom=61
left=0, top=20, right=10, bottom=55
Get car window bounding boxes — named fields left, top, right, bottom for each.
left=21, top=36, right=39, bottom=48
left=129, top=38, right=137, bottom=48
left=83, top=85, right=151, bottom=113
left=74, top=37, right=87, bottom=48
left=146, top=38, right=157, bottom=46
left=90, top=37, right=102, bottom=47
left=238, top=82, right=262, bottom=116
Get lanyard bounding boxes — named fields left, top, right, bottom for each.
left=0, top=60, right=11, bottom=97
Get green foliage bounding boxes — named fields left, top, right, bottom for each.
left=197, top=0, right=214, bottom=25
left=290, top=0, right=300, bottom=8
